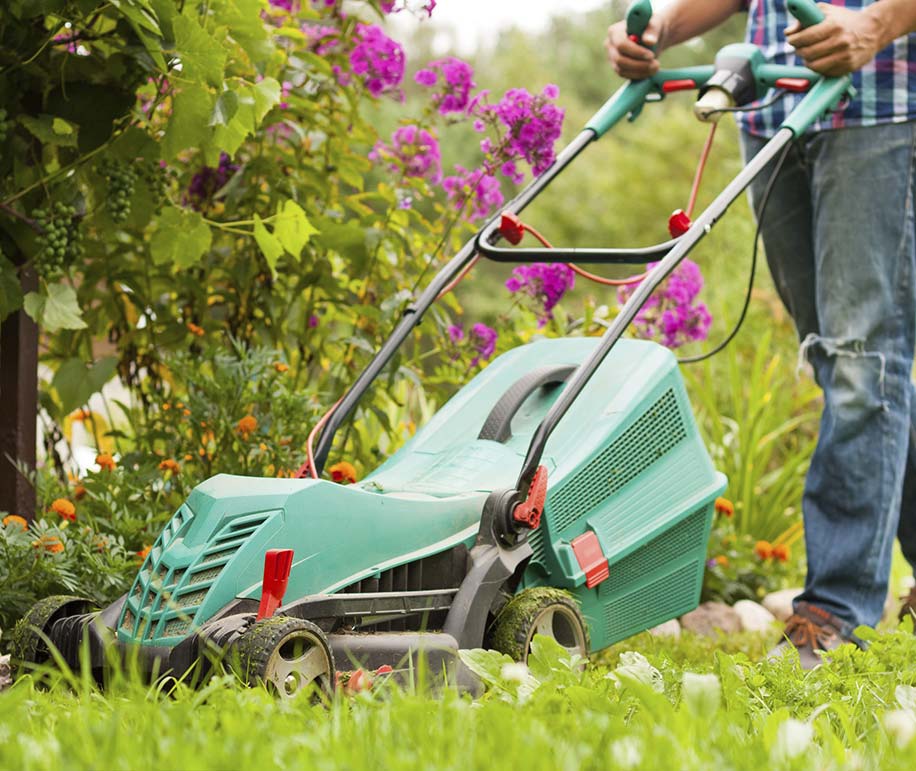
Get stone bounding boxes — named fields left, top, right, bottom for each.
left=733, top=599, right=777, bottom=633
left=762, top=588, right=802, bottom=622
left=680, top=602, right=741, bottom=638
left=648, top=619, right=681, bottom=638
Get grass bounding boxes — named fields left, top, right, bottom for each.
left=2, top=625, right=916, bottom=771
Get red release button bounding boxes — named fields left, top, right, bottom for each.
left=774, top=77, right=812, bottom=93
left=570, top=531, right=609, bottom=589
left=661, top=79, right=697, bottom=94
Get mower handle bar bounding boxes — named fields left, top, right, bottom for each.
left=312, top=2, right=851, bottom=493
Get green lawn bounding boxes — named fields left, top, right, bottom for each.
left=2, top=626, right=915, bottom=771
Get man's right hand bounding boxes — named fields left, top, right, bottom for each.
left=605, top=16, right=666, bottom=80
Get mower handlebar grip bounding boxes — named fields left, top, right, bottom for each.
left=625, top=0, right=653, bottom=43
left=786, top=0, right=826, bottom=28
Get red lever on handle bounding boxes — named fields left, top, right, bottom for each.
left=513, top=465, right=548, bottom=530
left=256, top=548, right=294, bottom=621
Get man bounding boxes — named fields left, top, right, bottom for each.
left=606, top=0, right=916, bottom=669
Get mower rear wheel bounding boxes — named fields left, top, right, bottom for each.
left=229, top=616, right=335, bottom=700
left=490, top=588, right=589, bottom=663
left=9, top=595, right=95, bottom=675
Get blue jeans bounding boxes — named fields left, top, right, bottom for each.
left=741, top=122, right=916, bottom=628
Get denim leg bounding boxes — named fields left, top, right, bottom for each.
left=897, top=384, right=916, bottom=569
left=742, top=123, right=916, bottom=627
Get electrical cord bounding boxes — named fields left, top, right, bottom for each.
left=701, top=88, right=790, bottom=118
left=677, top=137, right=794, bottom=364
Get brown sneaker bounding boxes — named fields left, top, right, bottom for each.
left=768, top=601, right=863, bottom=671
left=899, top=583, right=916, bottom=629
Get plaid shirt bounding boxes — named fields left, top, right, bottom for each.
left=738, top=0, right=916, bottom=136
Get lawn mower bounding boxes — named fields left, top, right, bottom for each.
left=12, top=0, right=852, bottom=697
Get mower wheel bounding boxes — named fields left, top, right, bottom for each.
left=9, top=595, right=95, bottom=675
left=229, top=616, right=335, bottom=699
left=490, top=588, right=589, bottom=663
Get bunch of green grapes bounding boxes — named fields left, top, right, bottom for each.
left=137, top=158, right=169, bottom=215
left=32, top=202, right=83, bottom=279
left=98, top=158, right=138, bottom=223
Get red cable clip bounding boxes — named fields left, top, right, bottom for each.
left=513, top=465, right=547, bottom=530
left=774, top=77, right=811, bottom=93
left=256, top=548, right=294, bottom=620
left=499, top=212, right=525, bottom=245
left=661, top=79, right=697, bottom=94
left=668, top=209, right=692, bottom=238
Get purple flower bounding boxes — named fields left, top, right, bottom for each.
left=308, top=314, right=320, bottom=328
left=303, top=24, right=340, bottom=55
left=442, top=166, right=504, bottom=222
left=617, top=259, right=712, bottom=349
left=186, top=153, right=239, bottom=211
left=447, top=325, right=464, bottom=343
left=382, top=1, right=436, bottom=16
left=505, top=263, right=575, bottom=326
left=269, top=0, right=297, bottom=10
left=490, top=87, right=564, bottom=177
left=349, top=24, right=405, bottom=98
left=414, top=57, right=475, bottom=115
left=543, top=84, right=560, bottom=99
left=370, top=125, right=442, bottom=183
left=470, top=323, right=498, bottom=366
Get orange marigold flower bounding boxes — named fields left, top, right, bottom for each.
left=184, top=453, right=194, bottom=461
left=715, top=555, right=729, bottom=567
left=773, top=543, right=791, bottom=563
left=50, top=498, right=76, bottom=522
left=69, top=408, right=92, bottom=422
left=714, top=497, right=734, bottom=518
left=186, top=322, right=205, bottom=337
left=34, top=535, right=64, bottom=554
left=93, top=536, right=109, bottom=553
left=158, top=458, right=180, bottom=473
left=273, top=362, right=289, bottom=373
left=236, top=415, right=258, bottom=436
left=754, top=540, right=774, bottom=561
left=95, top=453, right=116, bottom=472
left=329, top=461, right=357, bottom=485
left=182, top=409, right=191, bottom=417
left=2, top=514, right=28, bottom=530
left=73, top=483, right=87, bottom=500
left=137, top=544, right=151, bottom=561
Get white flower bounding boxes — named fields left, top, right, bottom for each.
left=500, top=662, right=530, bottom=683
left=681, top=672, right=721, bottom=713
left=883, top=709, right=916, bottom=749
left=611, top=651, right=664, bottom=693
left=771, top=719, right=814, bottom=762
left=896, top=684, right=916, bottom=711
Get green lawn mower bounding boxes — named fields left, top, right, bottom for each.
left=12, top=0, right=852, bottom=697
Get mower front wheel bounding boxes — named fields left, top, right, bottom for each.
left=9, top=595, right=96, bottom=676
left=490, top=588, right=589, bottom=663
left=229, top=616, right=335, bottom=700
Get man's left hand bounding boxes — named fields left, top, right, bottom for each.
left=786, top=5, right=883, bottom=77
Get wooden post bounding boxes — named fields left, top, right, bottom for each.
left=0, top=265, right=38, bottom=521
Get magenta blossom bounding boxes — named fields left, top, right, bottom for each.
left=370, top=125, right=442, bottom=183
left=506, top=263, right=575, bottom=326
left=186, top=153, right=239, bottom=211
left=470, top=323, right=498, bottom=366
left=491, top=86, right=564, bottom=176
left=349, top=24, right=405, bottom=98
left=617, top=259, right=712, bottom=349
left=269, top=0, right=298, bottom=10
left=442, top=166, right=504, bottom=222
left=414, top=57, right=475, bottom=115
left=382, top=1, right=436, bottom=16
left=447, top=325, right=464, bottom=343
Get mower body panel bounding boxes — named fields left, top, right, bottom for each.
left=115, top=337, right=724, bottom=656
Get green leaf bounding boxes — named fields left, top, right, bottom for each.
left=173, top=14, right=227, bottom=87
left=50, top=356, right=119, bottom=415
left=209, top=90, right=239, bottom=127
left=162, top=84, right=214, bottom=160
left=23, top=283, right=87, bottom=332
left=273, top=200, right=318, bottom=259
left=253, top=214, right=284, bottom=276
left=19, top=114, right=79, bottom=147
left=150, top=207, right=213, bottom=269
left=209, top=79, right=279, bottom=160
left=0, top=255, right=23, bottom=322
left=252, top=78, right=281, bottom=123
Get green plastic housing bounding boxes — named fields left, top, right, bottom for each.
left=119, top=337, right=725, bottom=652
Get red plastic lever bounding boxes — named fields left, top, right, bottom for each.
left=570, top=531, right=609, bottom=589
left=256, top=548, right=294, bottom=621
left=513, top=465, right=548, bottom=530
left=774, top=77, right=811, bottom=93
left=498, top=212, right=525, bottom=245
left=661, top=79, right=697, bottom=94
left=668, top=209, right=692, bottom=238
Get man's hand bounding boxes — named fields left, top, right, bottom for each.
left=605, top=16, right=667, bottom=80
left=786, top=4, right=884, bottom=77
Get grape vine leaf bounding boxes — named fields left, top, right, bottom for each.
left=19, top=114, right=79, bottom=147
left=253, top=214, right=284, bottom=275
left=150, top=207, right=213, bottom=269
left=0, top=255, right=23, bottom=322
left=52, top=356, right=119, bottom=415
left=273, top=200, right=318, bottom=259
left=23, top=283, right=87, bottom=332
left=162, top=84, right=214, bottom=161
left=173, top=14, right=227, bottom=88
